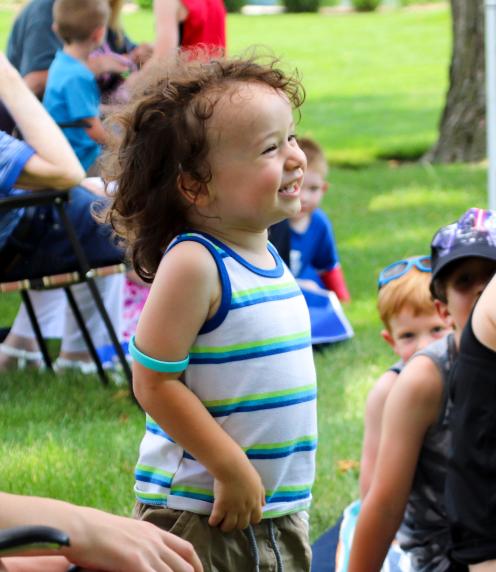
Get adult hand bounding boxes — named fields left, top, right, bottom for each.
left=209, top=461, right=265, bottom=533
left=129, top=43, right=154, bottom=67
left=65, top=509, right=203, bottom=572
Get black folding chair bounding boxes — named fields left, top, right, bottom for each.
left=0, top=189, right=132, bottom=390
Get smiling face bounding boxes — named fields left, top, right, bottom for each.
left=382, top=307, right=450, bottom=363
left=201, top=82, right=307, bottom=232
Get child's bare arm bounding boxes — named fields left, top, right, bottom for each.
left=473, top=273, right=496, bottom=351
left=359, top=370, right=398, bottom=499
left=133, top=242, right=265, bottom=533
left=84, top=116, right=108, bottom=145
left=349, top=356, right=443, bottom=572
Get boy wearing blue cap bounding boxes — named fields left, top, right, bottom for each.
left=349, top=208, right=496, bottom=572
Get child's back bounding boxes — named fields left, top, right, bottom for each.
left=43, top=0, right=109, bottom=171
left=44, top=51, right=101, bottom=170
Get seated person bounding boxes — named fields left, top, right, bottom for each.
left=349, top=208, right=496, bottom=572
left=43, top=0, right=110, bottom=173
left=335, top=255, right=450, bottom=571
left=6, top=0, right=148, bottom=98
left=288, top=136, right=350, bottom=302
left=0, top=492, right=202, bottom=571
left=0, top=53, right=123, bottom=372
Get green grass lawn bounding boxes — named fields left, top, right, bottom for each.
left=0, top=2, right=486, bottom=542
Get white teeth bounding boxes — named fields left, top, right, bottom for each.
left=279, top=183, right=297, bottom=194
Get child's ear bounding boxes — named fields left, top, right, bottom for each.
left=322, top=181, right=330, bottom=193
left=381, top=328, right=396, bottom=349
left=177, top=172, right=210, bottom=207
left=91, top=25, right=106, bottom=46
left=52, top=22, right=59, bottom=36
left=434, top=299, right=454, bottom=328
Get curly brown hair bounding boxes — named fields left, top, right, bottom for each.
left=101, top=51, right=305, bottom=282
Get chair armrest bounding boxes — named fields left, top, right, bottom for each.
left=0, top=525, right=70, bottom=554
left=0, top=189, right=69, bottom=211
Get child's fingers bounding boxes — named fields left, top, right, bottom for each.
left=208, top=504, right=225, bottom=528
left=219, top=511, right=239, bottom=533
left=237, top=513, right=251, bottom=531
left=250, top=504, right=263, bottom=525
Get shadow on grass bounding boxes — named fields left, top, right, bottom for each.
left=300, top=95, right=442, bottom=168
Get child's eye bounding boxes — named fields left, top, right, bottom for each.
left=432, top=326, right=445, bottom=334
left=399, top=332, right=414, bottom=340
left=454, top=273, right=472, bottom=289
left=288, top=134, right=297, bottom=143
left=262, top=144, right=277, bottom=155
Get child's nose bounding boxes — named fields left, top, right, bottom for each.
left=286, top=145, right=307, bottom=172
left=416, top=333, right=437, bottom=351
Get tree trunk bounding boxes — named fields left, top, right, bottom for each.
left=424, top=0, right=486, bottom=163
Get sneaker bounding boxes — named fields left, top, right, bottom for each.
left=53, top=357, right=97, bottom=375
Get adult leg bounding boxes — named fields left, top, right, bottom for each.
left=59, top=274, right=124, bottom=362
left=0, top=290, right=65, bottom=370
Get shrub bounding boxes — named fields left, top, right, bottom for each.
left=224, top=0, right=246, bottom=12
left=136, top=0, right=152, bottom=9
left=352, top=0, right=381, bottom=11
left=282, top=0, right=321, bottom=13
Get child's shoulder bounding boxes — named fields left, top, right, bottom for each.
left=160, top=235, right=220, bottom=281
left=366, top=368, right=398, bottom=413
left=48, top=52, right=95, bottom=84
left=391, top=352, right=444, bottom=417
left=311, top=208, right=332, bottom=225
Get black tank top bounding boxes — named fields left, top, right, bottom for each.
left=445, top=309, right=496, bottom=542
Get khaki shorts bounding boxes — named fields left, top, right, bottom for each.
left=135, top=503, right=312, bottom=572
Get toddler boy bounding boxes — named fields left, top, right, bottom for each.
left=43, top=0, right=109, bottom=172
left=289, top=137, right=350, bottom=302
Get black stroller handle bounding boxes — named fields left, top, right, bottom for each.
left=0, top=525, right=70, bottom=554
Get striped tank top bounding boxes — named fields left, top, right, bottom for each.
left=135, top=232, right=318, bottom=518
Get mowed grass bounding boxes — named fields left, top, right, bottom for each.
left=1, top=3, right=487, bottom=541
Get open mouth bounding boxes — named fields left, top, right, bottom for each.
left=278, top=182, right=300, bottom=196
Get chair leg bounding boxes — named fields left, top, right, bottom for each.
left=64, top=286, right=108, bottom=386
left=20, top=290, right=53, bottom=371
left=84, top=275, right=133, bottom=391
left=54, top=199, right=133, bottom=395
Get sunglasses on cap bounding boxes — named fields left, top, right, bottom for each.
left=378, top=255, right=432, bottom=289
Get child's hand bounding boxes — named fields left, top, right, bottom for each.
left=88, top=54, right=130, bottom=77
left=209, top=462, right=265, bottom=533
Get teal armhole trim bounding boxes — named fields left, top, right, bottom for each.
left=129, top=336, right=190, bottom=373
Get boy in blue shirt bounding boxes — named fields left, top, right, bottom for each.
left=43, top=0, right=109, bottom=172
left=288, top=137, right=351, bottom=301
